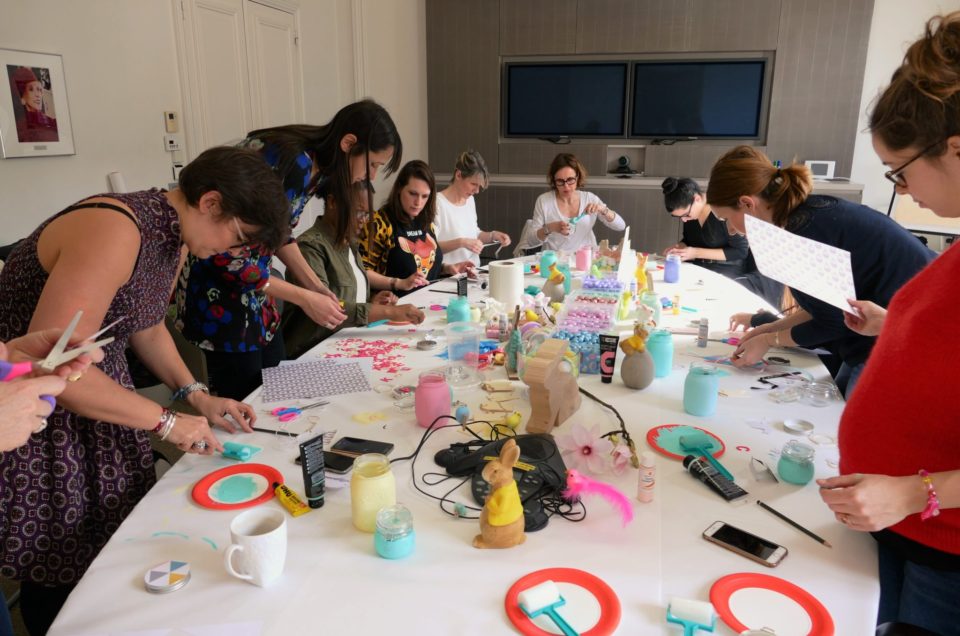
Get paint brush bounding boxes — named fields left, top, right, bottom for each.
left=758, top=500, right=832, bottom=548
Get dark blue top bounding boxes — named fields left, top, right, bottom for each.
left=786, top=195, right=934, bottom=366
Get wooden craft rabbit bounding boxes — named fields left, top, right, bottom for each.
left=473, top=438, right=526, bottom=549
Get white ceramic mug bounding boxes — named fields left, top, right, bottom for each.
left=224, top=508, right=287, bottom=587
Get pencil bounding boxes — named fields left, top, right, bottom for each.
left=251, top=426, right=299, bottom=438
left=758, top=500, right=832, bottom=548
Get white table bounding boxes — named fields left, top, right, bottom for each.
left=51, top=261, right=878, bottom=636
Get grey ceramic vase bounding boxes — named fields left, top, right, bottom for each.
left=621, top=349, right=655, bottom=390
left=542, top=279, right=566, bottom=304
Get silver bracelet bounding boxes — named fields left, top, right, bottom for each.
left=172, top=382, right=209, bottom=403
left=155, top=409, right=177, bottom=441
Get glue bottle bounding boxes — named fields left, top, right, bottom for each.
left=637, top=452, right=656, bottom=503
left=697, top=317, right=709, bottom=348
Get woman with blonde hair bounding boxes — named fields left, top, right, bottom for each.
left=816, top=12, right=960, bottom=632
left=706, top=145, right=931, bottom=396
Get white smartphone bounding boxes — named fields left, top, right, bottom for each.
left=703, top=521, right=788, bottom=568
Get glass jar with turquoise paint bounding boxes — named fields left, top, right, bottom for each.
left=778, top=440, right=816, bottom=485
left=374, top=504, right=415, bottom=559
left=683, top=364, right=720, bottom=416
left=645, top=329, right=673, bottom=378
left=539, top=250, right=557, bottom=278
left=446, top=296, right=471, bottom=323
left=557, top=263, right=572, bottom=294
left=640, top=291, right=661, bottom=326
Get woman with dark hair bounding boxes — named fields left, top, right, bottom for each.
left=816, top=13, right=960, bottom=633
left=706, top=145, right=932, bottom=396
left=435, top=149, right=511, bottom=266
left=175, top=100, right=402, bottom=398
left=360, top=160, right=476, bottom=296
left=281, top=182, right=425, bottom=358
left=10, top=66, right=58, bottom=143
left=0, top=146, right=288, bottom=634
left=529, top=153, right=625, bottom=253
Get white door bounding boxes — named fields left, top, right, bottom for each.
left=174, top=0, right=303, bottom=155
left=245, top=1, right=304, bottom=129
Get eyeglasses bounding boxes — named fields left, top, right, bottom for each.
left=670, top=203, right=694, bottom=220
left=232, top=217, right=248, bottom=243
left=554, top=176, right=578, bottom=187
left=885, top=139, right=944, bottom=188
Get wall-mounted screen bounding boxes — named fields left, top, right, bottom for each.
left=504, top=62, right=627, bottom=137
left=630, top=60, right=767, bottom=139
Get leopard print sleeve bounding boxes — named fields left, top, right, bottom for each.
left=359, top=208, right=393, bottom=273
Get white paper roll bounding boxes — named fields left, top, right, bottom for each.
left=108, top=171, right=128, bottom=193
left=489, top=260, right=523, bottom=309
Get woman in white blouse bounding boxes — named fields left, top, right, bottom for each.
left=530, top=153, right=625, bottom=252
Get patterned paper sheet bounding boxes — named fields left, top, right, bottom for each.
left=260, top=359, right=371, bottom=403
left=744, top=215, right=856, bottom=312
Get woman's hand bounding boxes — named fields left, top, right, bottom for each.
left=445, top=261, right=476, bottom=276
left=389, top=304, right=425, bottom=325
left=844, top=299, right=887, bottom=336
left=0, top=375, right=65, bottom=451
left=373, top=291, right=398, bottom=305
left=666, top=246, right=698, bottom=261
left=818, top=473, right=927, bottom=532
left=548, top=221, right=572, bottom=236
left=397, top=271, right=428, bottom=291
left=165, top=411, right=223, bottom=455
left=461, top=238, right=484, bottom=254
left=311, top=280, right=340, bottom=302
left=299, top=289, right=348, bottom=330
left=728, top=312, right=755, bottom=332
left=490, top=231, right=511, bottom=246
left=187, top=392, right=256, bottom=434
left=4, top=327, right=105, bottom=380
left=731, top=331, right=773, bottom=367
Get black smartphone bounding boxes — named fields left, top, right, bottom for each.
left=332, top=437, right=394, bottom=456
left=703, top=521, right=788, bottom=567
left=323, top=451, right=355, bottom=474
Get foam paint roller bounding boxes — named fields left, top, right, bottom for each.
left=679, top=432, right=734, bottom=481
left=666, top=597, right=716, bottom=635
left=518, top=580, right=579, bottom=636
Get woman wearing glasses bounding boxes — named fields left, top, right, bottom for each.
left=816, top=13, right=960, bottom=633
left=530, top=153, right=625, bottom=253
left=707, top=145, right=932, bottom=396
left=174, top=100, right=402, bottom=399
left=435, top=149, right=511, bottom=267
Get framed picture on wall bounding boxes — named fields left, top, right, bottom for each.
left=0, top=48, right=75, bottom=158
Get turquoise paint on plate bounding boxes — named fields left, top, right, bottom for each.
left=213, top=474, right=260, bottom=504
left=654, top=425, right=722, bottom=457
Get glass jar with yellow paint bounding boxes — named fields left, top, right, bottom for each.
left=350, top=454, right=396, bottom=532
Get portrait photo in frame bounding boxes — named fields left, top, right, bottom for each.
left=0, top=48, right=75, bottom=158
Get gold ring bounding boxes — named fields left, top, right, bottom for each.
left=67, top=372, right=82, bottom=382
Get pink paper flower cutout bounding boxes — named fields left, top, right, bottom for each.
left=557, top=423, right=614, bottom=475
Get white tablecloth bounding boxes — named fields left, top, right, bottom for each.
left=50, top=261, right=878, bottom=635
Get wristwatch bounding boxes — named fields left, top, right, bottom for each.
left=390, top=277, right=397, bottom=292
left=543, top=226, right=551, bottom=236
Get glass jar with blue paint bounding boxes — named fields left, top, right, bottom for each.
left=446, top=296, right=471, bottom=323
left=646, top=329, right=674, bottom=378
left=683, top=364, right=720, bottom=416
left=664, top=254, right=681, bottom=283
left=778, top=440, right=816, bottom=485
left=374, top=504, right=415, bottom=559
left=539, top=250, right=557, bottom=278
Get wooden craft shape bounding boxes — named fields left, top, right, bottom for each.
left=522, top=338, right=581, bottom=434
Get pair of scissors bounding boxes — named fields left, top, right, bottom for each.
left=0, top=311, right=119, bottom=408
left=270, top=400, right=328, bottom=422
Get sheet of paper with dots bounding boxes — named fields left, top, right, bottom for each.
left=261, top=359, right=372, bottom=403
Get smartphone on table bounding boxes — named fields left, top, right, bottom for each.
left=294, top=437, right=395, bottom=474
left=702, top=521, right=788, bottom=567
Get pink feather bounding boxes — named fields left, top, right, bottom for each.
left=562, top=469, right=634, bottom=526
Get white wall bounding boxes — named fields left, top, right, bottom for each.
left=0, top=0, right=184, bottom=244
left=851, top=0, right=960, bottom=213
left=0, top=0, right=429, bottom=246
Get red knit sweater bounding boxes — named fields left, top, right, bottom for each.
left=839, top=243, right=959, bottom=554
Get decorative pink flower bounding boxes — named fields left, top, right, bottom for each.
left=611, top=442, right=632, bottom=476
left=557, top=423, right=614, bottom=475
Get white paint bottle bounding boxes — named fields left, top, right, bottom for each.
left=637, top=451, right=656, bottom=503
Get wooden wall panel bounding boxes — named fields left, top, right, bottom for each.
left=425, top=0, right=500, bottom=170
left=498, top=143, right=606, bottom=176
left=500, top=0, right=578, bottom=55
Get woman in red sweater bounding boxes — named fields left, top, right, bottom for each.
left=818, top=12, right=960, bottom=634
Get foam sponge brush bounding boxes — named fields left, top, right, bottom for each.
left=518, top=580, right=578, bottom=636
left=666, top=598, right=716, bottom=635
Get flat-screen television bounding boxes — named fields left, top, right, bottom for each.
left=630, top=60, right=767, bottom=139
left=504, top=62, right=628, bottom=137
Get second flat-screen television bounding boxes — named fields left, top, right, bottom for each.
left=504, top=62, right=628, bottom=137
left=631, top=60, right=767, bottom=139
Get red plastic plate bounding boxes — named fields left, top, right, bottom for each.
left=191, top=463, right=282, bottom=511
left=646, top=424, right=726, bottom=461
left=710, top=572, right=834, bottom=635
left=505, top=568, right=621, bottom=636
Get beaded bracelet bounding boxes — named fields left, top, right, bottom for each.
left=919, top=469, right=941, bottom=521
left=172, top=382, right=209, bottom=403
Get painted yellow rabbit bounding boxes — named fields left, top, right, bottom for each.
left=473, top=438, right=526, bottom=549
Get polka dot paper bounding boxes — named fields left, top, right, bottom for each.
left=744, top=215, right=856, bottom=313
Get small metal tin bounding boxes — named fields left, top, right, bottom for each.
left=144, top=560, right=191, bottom=594
left=416, top=338, right=437, bottom=350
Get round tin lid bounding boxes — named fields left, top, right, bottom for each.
left=144, top=560, right=191, bottom=594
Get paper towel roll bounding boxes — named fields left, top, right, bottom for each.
left=488, top=260, right=523, bottom=309
left=108, top=171, right=128, bottom=193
